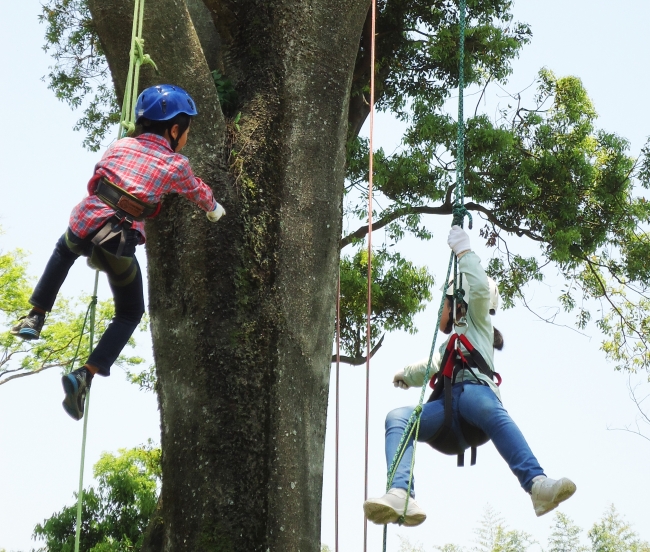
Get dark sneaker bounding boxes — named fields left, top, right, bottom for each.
left=62, top=368, right=93, bottom=421
left=10, top=312, right=45, bottom=340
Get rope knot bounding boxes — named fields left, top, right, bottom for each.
left=120, top=120, right=136, bottom=136
left=452, top=203, right=472, bottom=229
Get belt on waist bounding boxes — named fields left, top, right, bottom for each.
left=95, top=177, right=157, bottom=220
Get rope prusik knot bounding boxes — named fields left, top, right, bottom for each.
left=452, top=203, right=472, bottom=229
left=134, top=39, right=158, bottom=71
left=120, top=121, right=136, bottom=134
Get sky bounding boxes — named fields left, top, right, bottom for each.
left=1, top=1, right=650, bottom=551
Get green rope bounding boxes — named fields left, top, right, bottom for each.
left=381, top=1, right=469, bottom=549
left=118, top=0, right=157, bottom=138
left=74, top=270, right=99, bottom=552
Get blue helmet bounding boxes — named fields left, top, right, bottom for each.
left=135, top=84, right=198, bottom=122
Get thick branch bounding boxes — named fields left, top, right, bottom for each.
left=332, top=334, right=385, bottom=365
left=341, top=204, right=452, bottom=248
left=0, top=364, right=63, bottom=386
left=341, top=194, right=545, bottom=249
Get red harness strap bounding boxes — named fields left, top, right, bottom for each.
left=430, top=333, right=502, bottom=388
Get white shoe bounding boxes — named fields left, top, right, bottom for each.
left=363, top=488, right=427, bottom=527
left=530, top=476, right=576, bottom=517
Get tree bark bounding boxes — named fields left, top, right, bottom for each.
left=89, top=0, right=369, bottom=550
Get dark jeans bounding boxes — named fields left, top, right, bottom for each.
left=30, top=227, right=145, bottom=376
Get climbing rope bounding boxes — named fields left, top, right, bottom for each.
left=74, top=270, right=99, bottom=552
left=381, top=0, right=470, bottom=549
left=119, top=0, right=157, bottom=138
left=73, top=1, right=155, bottom=550
left=364, top=0, right=378, bottom=550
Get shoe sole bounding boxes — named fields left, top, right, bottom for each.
left=535, top=479, right=577, bottom=517
left=402, top=511, right=427, bottom=527
left=363, top=502, right=427, bottom=527
left=61, top=374, right=84, bottom=421
left=363, top=501, right=400, bottom=525
left=11, top=328, right=40, bottom=340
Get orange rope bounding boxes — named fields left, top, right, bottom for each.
left=364, top=0, right=377, bottom=550
left=335, top=274, right=341, bottom=552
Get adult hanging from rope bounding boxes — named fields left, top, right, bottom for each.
left=10, top=84, right=226, bottom=420
left=362, top=226, right=577, bottom=526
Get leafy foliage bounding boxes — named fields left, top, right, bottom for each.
left=0, top=240, right=146, bottom=385
left=422, top=507, right=649, bottom=552
left=40, top=0, right=119, bottom=151
left=548, top=512, right=589, bottom=552
left=338, top=248, right=434, bottom=361
left=351, top=0, right=531, bottom=123
left=211, top=70, right=238, bottom=115
left=32, top=444, right=161, bottom=552
left=588, top=505, right=650, bottom=552
left=471, top=505, right=535, bottom=552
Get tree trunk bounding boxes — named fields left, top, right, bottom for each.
left=88, top=0, right=369, bottom=550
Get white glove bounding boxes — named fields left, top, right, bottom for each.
left=206, top=202, right=226, bottom=222
left=447, top=225, right=470, bottom=256
left=393, top=370, right=410, bottom=390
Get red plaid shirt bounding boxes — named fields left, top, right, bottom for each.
left=69, top=134, right=217, bottom=242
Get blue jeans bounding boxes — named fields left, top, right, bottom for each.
left=385, top=383, right=545, bottom=494
left=30, top=228, right=144, bottom=377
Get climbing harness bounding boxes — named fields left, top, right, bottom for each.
left=92, top=177, right=159, bottom=257
left=72, top=0, right=156, bottom=550
left=426, top=332, right=502, bottom=466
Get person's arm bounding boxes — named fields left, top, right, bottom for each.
left=448, top=225, right=492, bottom=340
left=172, top=160, right=225, bottom=221
left=393, top=350, right=442, bottom=389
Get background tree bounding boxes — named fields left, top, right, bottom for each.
left=548, top=512, right=589, bottom=552
left=471, top=505, right=534, bottom=552
left=32, top=444, right=161, bottom=552
left=588, top=505, right=650, bottom=552
left=36, top=0, right=650, bottom=549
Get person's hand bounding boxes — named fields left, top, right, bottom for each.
left=447, top=225, right=470, bottom=256
left=206, top=202, right=226, bottom=222
left=393, top=370, right=410, bottom=390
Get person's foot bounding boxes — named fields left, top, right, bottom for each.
left=363, top=488, right=427, bottom=527
left=530, top=476, right=576, bottom=517
left=10, top=311, right=45, bottom=340
left=62, top=367, right=93, bottom=421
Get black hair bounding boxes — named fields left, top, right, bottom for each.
left=493, top=327, right=504, bottom=350
left=133, top=113, right=192, bottom=151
